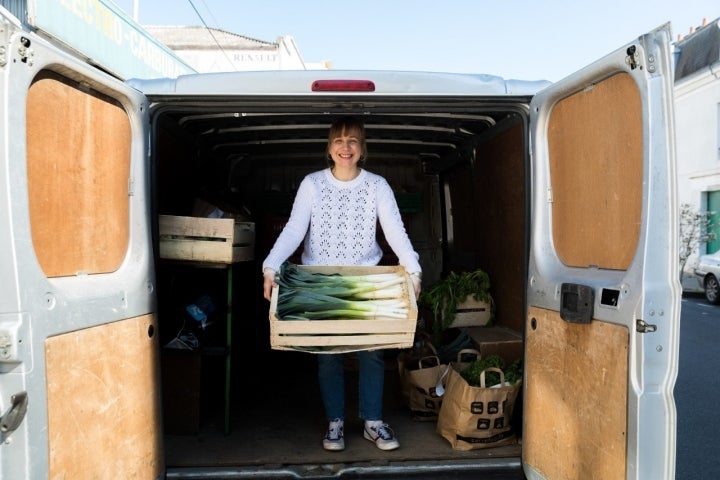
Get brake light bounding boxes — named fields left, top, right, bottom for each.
left=311, top=80, right=376, bottom=92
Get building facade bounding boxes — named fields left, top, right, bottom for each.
left=674, top=18, right=720, bottom=287
left=144, top=26, right=330, bottom=72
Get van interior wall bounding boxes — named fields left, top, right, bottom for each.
left=153, top=115, right=526, bottom=337
left=445, top=122, right=526, bottom=334
left=155, top=120, right=203, bottom=216
left=151, top=112, right=528, bottom=463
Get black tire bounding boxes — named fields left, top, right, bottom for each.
left=704, top=275, right=720, bottom=305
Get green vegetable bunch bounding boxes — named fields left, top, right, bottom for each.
left=275, top=262, right=410, bottom=320
left=504, top=358, right=523, bottom=385
left=460, top=354, right=523, bottom=387
left=418, top=268, right=492, bottom=335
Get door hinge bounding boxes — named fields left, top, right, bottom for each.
left=1, top=391, right=27, bottom=435
left=636, top=319, right=657, bottom=333
left=625, top=45, right=641, bottom=70
left=17, top=36, right=33, bottom=66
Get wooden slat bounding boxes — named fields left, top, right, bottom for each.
left=271, top=318, right=416, bottom=334
left=158, top=215, right=255, bottom=263
left=159, top=215, right=235, bottom=240
left=271, top=334, right=414, bottom=347
left=447, top=297, right=493, bottom=328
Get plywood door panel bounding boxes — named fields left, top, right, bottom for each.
left=26, top=71, right=131, bottom=277
left=524, top=306, right=628, bottom=480
left=46, top=314, right=163, bottom=479
left=548, top=72, right=642, bottom=270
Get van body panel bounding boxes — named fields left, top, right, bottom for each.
left=0, top=6, right=679, bottom=479
left=526, top=24, right=679, bottom=480
left=0, top=12, right=160, bottom=479
left=132, top=69, right=551, bottom=97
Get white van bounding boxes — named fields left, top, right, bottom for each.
left=0, top=5, right=680, bottom=480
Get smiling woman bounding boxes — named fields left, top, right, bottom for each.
left=261, top=115, right=422, bottom=452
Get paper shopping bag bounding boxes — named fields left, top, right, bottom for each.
left=397, top=337, right=449, bottom=421
left=436, top=365, right=520, bottom=450
left=403, top=355, right=447, bottom=421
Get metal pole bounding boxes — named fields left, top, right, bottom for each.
left=132, top=0, right=139, bottom=22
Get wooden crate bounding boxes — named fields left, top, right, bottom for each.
left=447, top=296, right=493, bottom=328
left=159, top=215, right=254, bottom=263
left=269, top=265, right=418, bottom=353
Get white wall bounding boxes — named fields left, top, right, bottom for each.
left=170, top=35, right=330, bottom=73
left=674, top=62, right=720, bottom=287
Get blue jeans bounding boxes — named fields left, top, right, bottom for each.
left=317, top=350, right=385, bottom=421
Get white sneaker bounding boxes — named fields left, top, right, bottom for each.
left=322, top=418, right=345, bottom=451
left=363, top=420, right=399, bottom=451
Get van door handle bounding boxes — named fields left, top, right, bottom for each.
left=1, top=391, right=28, bottom=434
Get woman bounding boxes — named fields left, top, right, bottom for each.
left=262, top=116, right=422, bottom=452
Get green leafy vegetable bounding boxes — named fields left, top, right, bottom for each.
left=459, top=354, right=523, bottom=387
left=418, top=268, right=492, bottom=336
left=460, top=354, right=505, bottom=387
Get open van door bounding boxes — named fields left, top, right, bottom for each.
left=0, top=9, right=162, bottom=479
left=524, top=24, right=679, bottom=480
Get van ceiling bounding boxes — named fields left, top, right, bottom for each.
left=152, top=99, right=526, bottom=171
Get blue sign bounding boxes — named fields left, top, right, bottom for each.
left=27, top=0, right=195, bottom=80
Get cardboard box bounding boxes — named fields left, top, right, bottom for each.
left=269, top=265, right=418, bottom=353
left=467, top=326, right=523, bottom=365
left=447, top=296, right=493, bottom=328
left=159, top=215, right=254, bottom=263
left=161, top=349, right=202, bottom=434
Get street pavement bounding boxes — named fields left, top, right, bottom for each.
left=675, top=293, right=720, bottom=480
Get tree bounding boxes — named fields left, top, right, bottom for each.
left=679, top=203, right=715, bottom=281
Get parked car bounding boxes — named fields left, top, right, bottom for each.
left=695, top=250, right=720, bottom=304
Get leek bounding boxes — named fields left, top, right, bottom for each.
left=275, top=262, right=410, bottom=321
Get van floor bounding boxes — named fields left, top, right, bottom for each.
left=162, top=348, right=522, bottom=469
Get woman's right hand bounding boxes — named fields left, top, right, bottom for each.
left=262, top=268, right=276, bottom=301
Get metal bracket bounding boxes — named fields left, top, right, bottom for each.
left=1, top=391, right=28, bottom=435
left=17, top=36, right=33, bottom=66
left=625, top=45, right=641, bottom=70
left=636, top=319, right=657, bottom=333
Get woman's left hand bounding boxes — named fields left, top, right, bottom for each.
left=410, top=275, right=421, bottom=300
left=262, top=268, right=276, bottom=301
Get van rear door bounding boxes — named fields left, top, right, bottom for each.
left=524, top=24, right=679, bottom=480
left=0, top=11, right=161, bottom=479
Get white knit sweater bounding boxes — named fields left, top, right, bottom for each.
left=262, top=168, right=421, bottom=273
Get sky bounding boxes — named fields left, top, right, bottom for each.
left=112, top=0, right=719, bottom=82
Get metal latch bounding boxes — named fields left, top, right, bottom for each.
left=17, top=36, right=33, bottom=66
left=1, top=391, right=28, bottom=435
left=625, top=45, right=641, bottom=70
left=560, top=283, right=594, bottom=324
left=636, top=319, right=657, bottom=333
